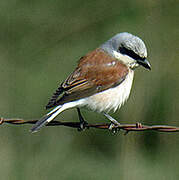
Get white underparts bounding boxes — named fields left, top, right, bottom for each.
left=83, top=69, right=134, bottom=112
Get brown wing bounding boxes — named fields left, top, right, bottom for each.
left=46, top=48, right=129, bottom=109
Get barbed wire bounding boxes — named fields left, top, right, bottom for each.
left=0, top=117, right=179, bottom=133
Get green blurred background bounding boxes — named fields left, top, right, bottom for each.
left=0, top=0, right=178, bottom=179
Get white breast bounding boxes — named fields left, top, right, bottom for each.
left=84, top=70, right=134, bottom=113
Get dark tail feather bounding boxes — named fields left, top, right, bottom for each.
left=31, top=105, right=61, bottom=133
left=31, top=113, right=52, bottom=133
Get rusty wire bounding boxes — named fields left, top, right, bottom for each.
left=0, top=117, right=179, bottom=133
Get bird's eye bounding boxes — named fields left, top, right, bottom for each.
left=119, top=46, right=145, bottom=61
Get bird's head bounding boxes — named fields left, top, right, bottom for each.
left=101, top=32, right=151, bottom=70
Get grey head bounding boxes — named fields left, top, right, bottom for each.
left=100, top=32, right=151, bottom=70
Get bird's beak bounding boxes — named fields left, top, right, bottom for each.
left=137, top=59, right=151, bottom=70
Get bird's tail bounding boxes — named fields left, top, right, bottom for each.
left=31, top=105, right=65, bottom=133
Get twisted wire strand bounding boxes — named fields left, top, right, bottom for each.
left=0, top=117, right=179, bottom=133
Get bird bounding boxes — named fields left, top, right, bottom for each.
left=31, top=32, right=151, bottom=133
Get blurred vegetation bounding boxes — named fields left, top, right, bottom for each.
left=0, top=0, right=178, bottom=179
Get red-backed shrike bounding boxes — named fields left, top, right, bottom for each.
left=31, top=32, right=151, bottom=133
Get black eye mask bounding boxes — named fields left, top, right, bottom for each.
left=118, top=46, right=145, bottom=61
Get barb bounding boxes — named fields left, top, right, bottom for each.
left=0, top=117, right=179, bottom=133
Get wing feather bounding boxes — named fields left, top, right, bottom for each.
left=46, top=48, right=129, bottom=109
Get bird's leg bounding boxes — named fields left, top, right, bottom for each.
left=77, top=108, right=88, bottom=131
left=103, top=113, right=120, bottom=133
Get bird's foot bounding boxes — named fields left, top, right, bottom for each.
left=108, top=122, right=120, bottom=134
left=136, top=122, right=142, bottom=128
left=77, top=108, right=89, bottom=131
left=77, top=120, right=89, bottom=131
left=103, top=113, right=121, bottom=134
